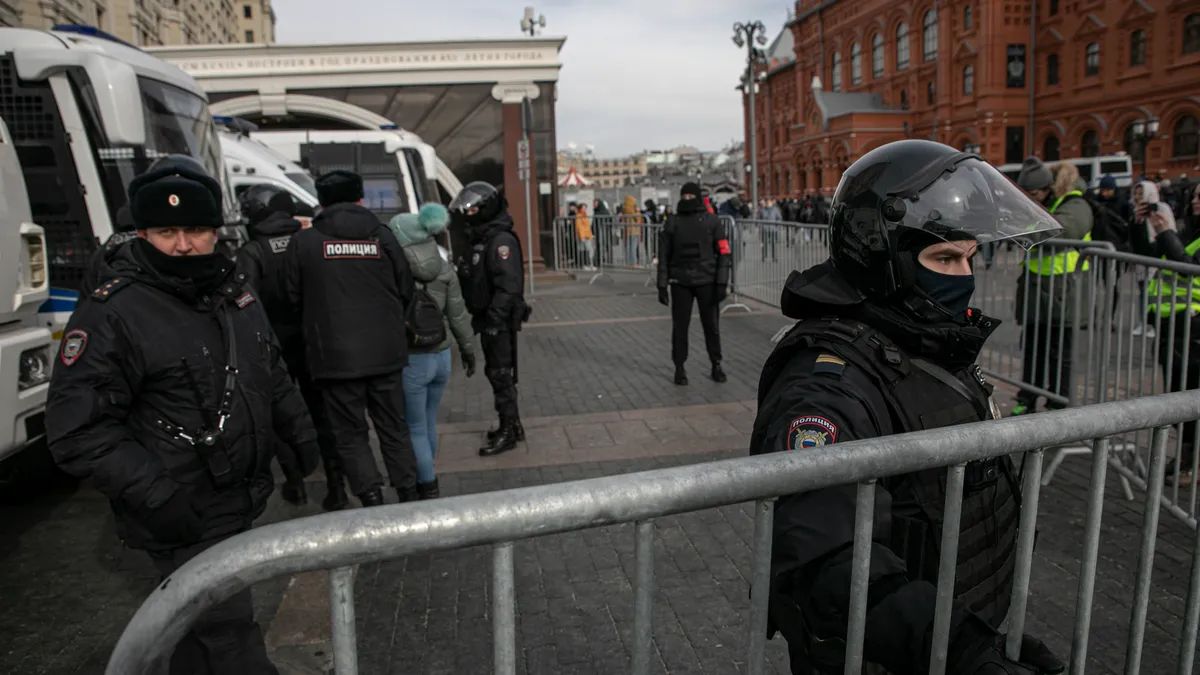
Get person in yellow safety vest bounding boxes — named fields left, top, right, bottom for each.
left=1130, top=180, right=1200, bottom=486
left=1012, top=159, right=1094, bottom=417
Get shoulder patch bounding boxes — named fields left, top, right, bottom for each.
left=497, top=244, right=511, bottom=260
left=787, top=415, right=839, bottom=450
left=323, top=240, right=380, bottom=259
left=268, top=235, right=292, bottom=254
left=235, top=291, right=256, bottom=309
left=91, top=277, right=134, bottom=302
left=60, top=329, right=88, bottom=366
left=813, top=353, right=847, bottom=376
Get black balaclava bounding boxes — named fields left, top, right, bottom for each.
left=133, top=236, right=231, bottom=295
left=900, top=230, right=976, bottom=318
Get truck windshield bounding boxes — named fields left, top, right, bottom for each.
left=74, top=73, right=222, bottom=221
left=285, top=171, right=318, bottom=198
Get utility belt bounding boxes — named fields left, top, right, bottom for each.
left=156, top=306, right=241, bottom=489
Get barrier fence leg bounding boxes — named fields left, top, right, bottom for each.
left=1178, top=504, right=1200, bottom=675
left=1069, top=439, right=1110, bottom=673
left=1006, top=450, right=1045, bottom=662
left=748, top=499, right=775, bottom=675
left=329, top=566, right=358, bottom=675
left=632, top=520, right=656, bottom=675
left=1124, top=426, right=1171, bottom=675
left=844, top=481, right=877, bottom=675
left=929, top=464, right=966, bottom=675
left=493, top=542, right=517, bottom=675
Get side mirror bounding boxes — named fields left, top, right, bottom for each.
left=15, top=46, right=146, bottom=146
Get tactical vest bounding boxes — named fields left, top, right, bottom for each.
left=461, top=239, right=494, bottom=315
left=666, top=213, right=719, bottom=284
left=1025, top=191, right=1092, bottom=275
left=1147, top=235, right=1200, bottom=315
left=761, top=317, right=1021, bottom=629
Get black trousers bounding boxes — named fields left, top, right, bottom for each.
left=147, top=534, right=278, bottom=675
left=275, top=348, right=339, bottom=483
left=320, top=369, right=415, bottom=496
left=482, top=329, right=520, bottom=419
left=670, top=283, right=722, bottom=367
left=1017, top=322, right=1073, bottom=408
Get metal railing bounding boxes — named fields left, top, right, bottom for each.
left=727, top=219, right=828, bottom=309
left=551, top=215, right=662, bottom=286
left=108, top=390, right=1200, bottom=675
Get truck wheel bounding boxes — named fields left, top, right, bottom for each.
left=0, top=437, right=77, bottom=504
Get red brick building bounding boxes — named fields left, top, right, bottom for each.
left=745, top=0, right=1200, bottom=197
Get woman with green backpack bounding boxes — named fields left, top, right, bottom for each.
left=388, top=203, right=477, bottom=498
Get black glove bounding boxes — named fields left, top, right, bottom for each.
left=139, top=490, right=202, bottom=546
left=715, top=285, right=729, bottom=302
left=297, top=440, right=321, bottom=476
left=950, top=616, right=1065, bottom=675
left=658, top=287, right=669, bottom=306
left=482, top=325, right=500, bottom=338
left=462, top=351, right=477, bottom=377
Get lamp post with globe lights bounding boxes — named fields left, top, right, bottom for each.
left=733, top=20, right=768, bottom=210
left=1131, top=117, right=1160, bottom=180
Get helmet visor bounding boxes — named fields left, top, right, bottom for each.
left=888, top=157, right=1062, bottom=249
left=448, top=183, right=495, bottom=215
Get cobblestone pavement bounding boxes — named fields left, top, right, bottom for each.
left=1, top=273, right=1198, bottom=674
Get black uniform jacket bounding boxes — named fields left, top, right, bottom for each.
left=460, top=213, right=525, bottom=332
left=46, top=240, right=317, bottom=551
left=238, top=212, right=303, bottom=349
left=284, top=203, right=414, bottom=380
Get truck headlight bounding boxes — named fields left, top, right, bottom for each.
left=19, top=346, right=50, bottom=391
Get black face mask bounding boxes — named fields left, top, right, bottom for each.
left=133, top=237, right=230, bottom=293
left=913, top=264, right=975, bottom=317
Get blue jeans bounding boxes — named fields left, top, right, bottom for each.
left=402, top=349, right=452, bottom=484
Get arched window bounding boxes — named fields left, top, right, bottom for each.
left=1043, top=136, right=1061, bottom=161
left=1081, top=130, right=1100, bottom=157
left=1046, top=53, right=1060, bottom=85
left=964, top=5, right=973, bottom=30
left=896, top=22, right=910, bottom=70
left=872, top=33, right=885, bottom=78
left=831, top=51, right=842, bottom=92
left=1174, top=115, right=1199, bottom=158
left=1085, top=43, right=1100, bottom=76
left=923, top=10, right=938, bottom=61
left=1130, top=29, right=1147, bottom=67
left=851, top=42, right=863, bottom=85
left=962, top=65, right=974, bottom=96
left=1124, top=123, right=1145, bottom=162
left=1186, top=14, right=1200, bottom=55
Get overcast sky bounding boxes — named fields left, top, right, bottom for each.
left=275, top=0, right=788, bottom=157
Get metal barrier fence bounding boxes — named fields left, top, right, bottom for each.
left=107, top=390, right=1200, bottom=675
left=727, top=219, right=829, bottom=308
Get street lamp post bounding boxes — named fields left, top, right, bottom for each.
left=1131, top=117, right=1160, bottom=180
left=733, top=20, right=768, bottom=211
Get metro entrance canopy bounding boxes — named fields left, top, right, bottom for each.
left=148, top=36, right=567, bottom=266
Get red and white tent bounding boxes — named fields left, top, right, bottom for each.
left=558, top=166, right=592, bottom=187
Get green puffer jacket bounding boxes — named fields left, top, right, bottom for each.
left=401, top=238, right=475, bottom=356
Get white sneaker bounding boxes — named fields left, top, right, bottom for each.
left=1146, top=325, right=1157, bottom=339
left=1132, top=324, right=1144, bottom=337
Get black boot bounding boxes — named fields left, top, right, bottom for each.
left=674, top=365, right=688, bottom=386
left=322, top=469, right=350, bottom=512
left=711, top=362, right=727, bottom=383
left=417, top=479, right=440, bottom=500
left=480, top=417, right=520, bottom=457
left=357, top=487, right=384, bottom=507
left=395, top=485, right=420, bottom=503
left=487, top=421, right=525, bottom=442
left=281, top=478, right=308, bottom=506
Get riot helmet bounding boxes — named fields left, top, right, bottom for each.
left=449, top=181, right=505, bottom=229
left=239, top=184, right=297, bottom=226
left=829, top=140, right=1061, bottom=302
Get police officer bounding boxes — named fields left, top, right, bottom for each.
left=657, top=181, right=732, bottom=386
left=449, top=182, right=527, bottom=456
left=46, top=159, right=319, bottom=675
left=284, top=170, right=417, bottom=506
left=237, top=184, right=344, bottom=510
left=751, top=141, right=1066, bottom=675
left=80, top=205, right=136, bottom=296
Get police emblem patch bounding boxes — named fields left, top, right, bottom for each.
left=787, top=415, right=838, bottom=450
left=268, top=236, right=291, bottom=254
left=168, top=194, right=180, bottom=207
left=235, top=291, right=256, bottom=309
left=61, top=329, right=88, bottom=366
left=472, top=252, right=481, bottom=264
left=498, top=245, right=511, bottom=260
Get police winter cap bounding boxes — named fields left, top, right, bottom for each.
left=1016, top=157, right=1053, bottom=192
left=316, top=170, right=364, bottom=207
left=128, top=162, right=224, bottom=230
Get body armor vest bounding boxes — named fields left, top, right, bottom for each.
left=666, top=212, right=719, bottom=285
left=461, top=239, right=494, bottom=315
left=761, top=317, right=1020, bottom=628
